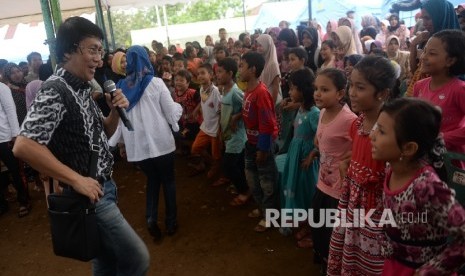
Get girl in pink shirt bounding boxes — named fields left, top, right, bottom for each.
left=413, top=30, right=465, bottom=165
left=309, top=68, right=357, bottom=272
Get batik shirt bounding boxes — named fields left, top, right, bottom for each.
left=20, top=68, right=113, bottom=179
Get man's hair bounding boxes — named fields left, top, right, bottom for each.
left=19, top=61, right=28, bottom=67
left=27, top=52, right=42, bottom=63
left=56, top=17, right=104, bottom=63
left=217, top=57, right=238, bottom=78
left=219, top=28, right=226, bottom=32
left=241, top=52, right=265, bottom=78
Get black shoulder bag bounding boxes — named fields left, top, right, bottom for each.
left=47, top=125, right=101, bottom=261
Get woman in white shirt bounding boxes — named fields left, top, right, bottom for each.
left=112, top=45, right=182, bottom=240
left=0, top=82, right=30, bottom=217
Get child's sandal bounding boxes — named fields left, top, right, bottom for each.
left=254, top=219, right=268, bottom=232
left=18, top=204, right=31, bottom=218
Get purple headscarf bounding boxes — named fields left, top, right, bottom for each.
left=25, top=80, right=43, bottom=110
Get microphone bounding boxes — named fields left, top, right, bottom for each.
left=103, top=80, right=134, bottom=131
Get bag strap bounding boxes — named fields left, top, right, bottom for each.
left=88, top=100, right=101, bottom=179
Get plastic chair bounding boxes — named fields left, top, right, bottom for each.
left=443, top=152, right=465, bottom=206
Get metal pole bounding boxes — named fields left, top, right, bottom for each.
left=40, top=0, right=57, bottom=69
left=49, top=0, right=62, bottom=29
left=95, top=0, right=109, bottom=50
left=162, top=5, right=170, bottom=46
left=308, top=0, right=312, bottom=22
left=106, top=6, right=116, bottom=50
left=242, top=0, right=247, bottom=32
left=155, top=5, right=162, bottom=28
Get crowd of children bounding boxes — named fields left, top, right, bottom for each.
left=1, top=0, right=465, bottom=274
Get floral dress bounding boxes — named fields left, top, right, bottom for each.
left=327, top=114, right=386, bottom=276
left=381, top=165, right=465, bottom=275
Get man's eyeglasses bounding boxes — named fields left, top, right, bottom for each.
left=76, top=44, right=105, bottom=59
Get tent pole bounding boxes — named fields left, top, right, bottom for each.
left=95, top=0, right=109, bottom=50
left=162, top=5, right=170, bottom=46
left=49, top=0, right=62, bottom=29
left=40, top=0, right=57, bottom=69
left=106, top=6, right=116, bottom=50
left=308, top=0, right=312, bottom=21
left=242, top=0, right=247, bottom=32
left=155, top=5, right=162, bottom=28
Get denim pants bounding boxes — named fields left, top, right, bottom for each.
left=138, top=152, right=177, bottom=228
left=92, top=180, right=150, bottom=276
left=244, top=142, right=279, bottom=214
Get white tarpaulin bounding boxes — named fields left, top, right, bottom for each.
left=0, top=0, right=192, bottom=62
left=0, top=0, right=192, bottom=25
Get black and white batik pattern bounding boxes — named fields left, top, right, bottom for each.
left=20, top=68, right=113, bottom=178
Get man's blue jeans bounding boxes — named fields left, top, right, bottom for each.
left=92, top=180, right=150, bottom=276
left=244, top=142, right=279, bottom=214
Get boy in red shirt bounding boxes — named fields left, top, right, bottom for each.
left=240, top=51, right=279, bottom=232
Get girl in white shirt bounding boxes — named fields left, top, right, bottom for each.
left=113, top=45, right=182, bottom=240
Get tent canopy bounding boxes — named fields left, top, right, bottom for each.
left=253, top=0, right=386, bottom=30
left=0, top=0, right=191, bottom=25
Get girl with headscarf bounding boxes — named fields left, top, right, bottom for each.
left=277, top=28, right=299, bottom=48
left=360, top=15, right=378, bottom=40
left=111, top=51, right=127, bottom=83
left=406, top=0, right=460, bottom=96
left=256, top=34, right=282, bottom=104
left=113, top=45, right=182, bottom=238
left=300, top=27, right=321, bottom=73
left=204, top=35, right=214, bottom=47
left=25, top=80, right=42, bottom=109
left=313, top=21, right=326, bottom=42
left=338, top=17, right=364, bottom=54
left=363, top=39, right=383, bottom=54
left=386, top=13, right=410, bottom=50
left=323, top=20, right=338, bottom=41
left=375, top=19, right=390, bottom=47
left=3, top=63, right=27, bottom=125
left=268, top=27, right=285, bottom=63
left=202, top=46, right=216, bottom=66
left=331, top=26, right=357, bottom=70
left=386, top=35, right=410, bottom=82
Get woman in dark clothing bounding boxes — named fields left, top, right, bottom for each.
left=299, top=27, right=320, bottom=73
